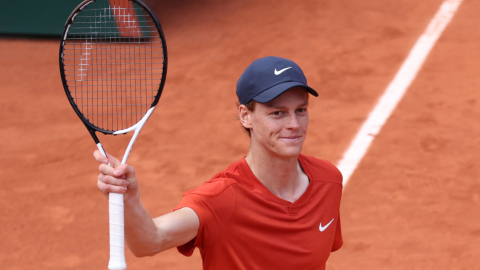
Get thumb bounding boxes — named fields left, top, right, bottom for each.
left=112, top=164, right=136, bottom=180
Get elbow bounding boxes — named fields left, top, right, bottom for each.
left=131, top=249, right=147, bottom=258
left=131, top=248, right=161, bottom=258
left=126, top=223, right=169, bottom=257
left=128, top=242, right=164, bottom=258
left=131, top=251, right=149, bottom=258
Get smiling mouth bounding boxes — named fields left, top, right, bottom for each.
left=280, top=136, right=303, bottom=141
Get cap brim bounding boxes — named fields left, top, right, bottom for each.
left=252, top=81, right=318, bottom=103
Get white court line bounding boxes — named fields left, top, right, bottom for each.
left=337, top=0, right=463, bottom=187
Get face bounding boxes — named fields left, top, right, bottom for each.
left=240, top=87, right=309, bottom=159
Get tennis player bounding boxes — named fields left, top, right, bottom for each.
left=95, top=56, right=343, bottom=269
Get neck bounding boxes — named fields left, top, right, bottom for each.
left=245, top=148, right=309, bottom=203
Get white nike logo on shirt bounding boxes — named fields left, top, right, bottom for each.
left=319, top=218, right=334, bottom=232
left=274, top=67, right=292, bottom=75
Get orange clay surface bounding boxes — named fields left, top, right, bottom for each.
left=1, top=0, right=479, bottom=269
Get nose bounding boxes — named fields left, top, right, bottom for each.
left=286, top=114, right=300, bottom=130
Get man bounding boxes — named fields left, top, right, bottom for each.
left=95, top=56, right=343, bottom=269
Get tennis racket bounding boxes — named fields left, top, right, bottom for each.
left=59, top=0, right=167, bottom=269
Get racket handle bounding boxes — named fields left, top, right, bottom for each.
left=108, top=192, right=127, bottom=270
left=96, top=143, right=127, bottom=270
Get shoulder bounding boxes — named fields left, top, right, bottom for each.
left=175, top=177, right=238, bottom=234
left=182, top=178, right=237, bottom=198
left=176, top=158, right=250, bottom=211
left=183, top=159, right=246, bottom=198
left=299, top=154, right=343, bottom=185
left=174, top=162, right=245, bottom=254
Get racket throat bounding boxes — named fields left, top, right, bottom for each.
left=115, top=106, right=156, bottom=164
left=87, top=126, right=101, bottom=144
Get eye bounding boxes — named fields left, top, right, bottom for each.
left=297, top=108, right=307, bottom=113
left=273, top=111, right=281, bottom=116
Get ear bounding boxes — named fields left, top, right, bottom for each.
left=238, top=104, right=253, bottom=129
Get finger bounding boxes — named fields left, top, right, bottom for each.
left=106, top=153, right=121, bottom=168
left=113, top=164, right=136, bottom=180
left=93, top=150, right=109, bottom=164
left=98, top=173, right=129, bottom=186
left=99, top=163, right=115, bottom=176
left=97, top=179, right=127, bottom=194
left=93, top=150, right=121, bottom=167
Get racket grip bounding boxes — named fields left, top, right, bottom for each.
left=108, top=192, right=127, bottom=270
left=96, top=143, right=127, bottom=270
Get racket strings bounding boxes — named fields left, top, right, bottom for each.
left=62, top=0, right=164, bottom=132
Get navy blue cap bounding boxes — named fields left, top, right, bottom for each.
left=236, top=56, right=318, bottom=105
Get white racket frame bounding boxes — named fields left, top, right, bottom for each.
left=96, top=106, right=156, bottom=270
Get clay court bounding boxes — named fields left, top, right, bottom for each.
left=1, top=0, right=479, bottom=269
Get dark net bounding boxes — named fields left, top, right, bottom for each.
left=62, top=0, right=165, bottom=131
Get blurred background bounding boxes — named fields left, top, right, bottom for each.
left=0, top=0, right=479, bottom=269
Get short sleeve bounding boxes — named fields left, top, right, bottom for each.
left=173, top=180, right=236, bottom=256
left=331, top=214, right=343, bottom=252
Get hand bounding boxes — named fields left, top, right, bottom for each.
left=94, top=150, right=140, bottom=202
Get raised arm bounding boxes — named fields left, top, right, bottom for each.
left=94, top=150, right=200, bottom=257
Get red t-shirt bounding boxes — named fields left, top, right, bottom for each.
left=174, top=154, right=343, bottom=270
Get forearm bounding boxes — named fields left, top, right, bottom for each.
left=123, top=199, right=199, bottom=257
left=124, top=197, right=165, bottom=257
left=94, top=154, right=195, bottom=256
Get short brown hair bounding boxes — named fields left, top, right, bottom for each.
left=237, top=100, right=256, bottom=137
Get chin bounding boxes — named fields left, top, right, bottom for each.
left=275, top=147, right=303, bottom=159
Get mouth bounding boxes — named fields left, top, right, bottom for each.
left=279, top=136, right=303, bottom=142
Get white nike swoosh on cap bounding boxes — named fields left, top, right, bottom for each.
left=319, top=218, right=334, bottom=232
left=274, top=67, right=292, bottom=75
